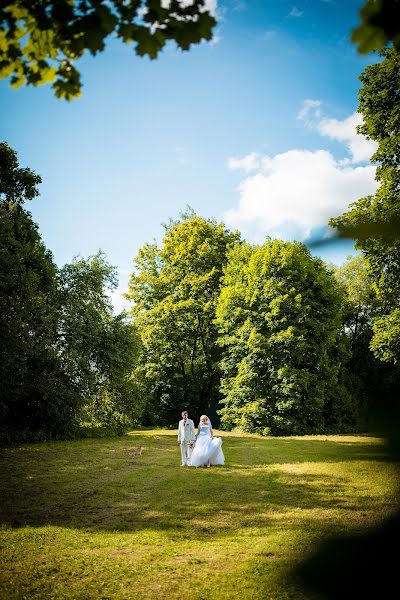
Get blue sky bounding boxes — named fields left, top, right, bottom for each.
left=0, top=0, right=378, bottom=310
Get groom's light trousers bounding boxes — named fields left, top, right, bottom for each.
left=180, top=441, right=192, bottom=465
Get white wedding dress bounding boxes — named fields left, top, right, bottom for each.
left=190, top=423, right=225, bottom=467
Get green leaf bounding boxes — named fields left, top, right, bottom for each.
left=0, top=1, right=218, bottom=99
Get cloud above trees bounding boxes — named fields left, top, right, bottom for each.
left=225, top=101, right=378, bottom=242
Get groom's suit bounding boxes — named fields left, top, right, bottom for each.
left=178, top=418, right=196, bottom=465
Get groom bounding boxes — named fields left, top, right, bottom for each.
left=178, top=410, right=196, bottom=466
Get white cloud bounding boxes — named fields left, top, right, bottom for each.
left=297, top=99, right=378, bottom=163
left=289, top=6, right=303, bottom=17
left=317, top=113, right=377, bottom=163
left=225, top=148, right=377, bottom=243
left=225, top=101, right=379, bottom=244
left=297, top=98, right=322, bottom=123
left=228, top=152, right=262, bottom=173
left=203, top=0, right=217, bottom=14
left=209, top=30, right=221, bottom=45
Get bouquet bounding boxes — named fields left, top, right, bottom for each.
left=188, top=440, right=195, bottom=449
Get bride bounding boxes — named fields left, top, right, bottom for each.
left=190, top=415, right=225, bottom=467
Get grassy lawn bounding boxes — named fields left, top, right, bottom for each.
left=0, top=430, right=398, bottom=599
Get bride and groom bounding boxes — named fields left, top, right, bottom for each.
left=178, top=411, right=225, bottom=467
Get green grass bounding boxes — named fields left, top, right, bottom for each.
left=0, top=431, right=398, bottom=599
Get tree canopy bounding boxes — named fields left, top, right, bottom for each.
left=0, top=141, right=41, bottom=203
left=2, top=140, right=396, bottom=439
left=0, top=199, right=61, bottom=431
left=1, top=1, right=398, bottom=99
left=332, top=255, right=400, bottom=422
left=215, top=239, right=345, bottom=436
left=0, top=144, right=71, bottom=436
left=57, top=251, right=141, bottom=432
left=126, top=210, right=240, bottom=424
left=0, top=143, right=139, bottom=441
left=352, top=0, right=400, bottom=55
left=331, top=48, right=400, bottom=364
left=333, top=254, right=379, bottom=342
left=0, top=0, right=216, bottom=99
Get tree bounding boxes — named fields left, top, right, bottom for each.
left=0, top=0, right=216, bottom=99
left=370, top=309, right=400, bottom=363
left=0, top=201, right=60, bottom=430
left=333, top=254, right=379, bottom=343
left=352, top=0, right=400, bottom=54
left=0, top=141, right=41, bottom=203
left=1, top=0, right=398, bottom=100
left=57, top=251, right=140, bottom=431
left=333, top=255, right=400, bottom=426
left=331, top=48, right=400, bottom=364
left=215, top=239, right=345, bottom=436
left=0, top=143, right=139, bottom=440
left=296, top=12, right=400, bottom=600
left=0, top=143, right=72, bottom=438
left=126, top=210, right=240, bottom=425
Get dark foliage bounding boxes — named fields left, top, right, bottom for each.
left=0, top=0, right=216, bottom=99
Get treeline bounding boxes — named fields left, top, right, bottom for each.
left=131, top=213, right=346, bottom=434
left=0, top=143, right=140, bottom=443
left=1, top=149, right=399, bottom=441
left=1, top=49, right=399, bottom=442
left=127, top=211, right=399, bottom=435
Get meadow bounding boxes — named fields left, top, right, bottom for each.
left=0, top=430, right=398, bottom=599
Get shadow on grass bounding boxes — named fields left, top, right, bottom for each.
left=0, top=433, right=395, bottom=538
left=289, top=407, right=400, bottom=600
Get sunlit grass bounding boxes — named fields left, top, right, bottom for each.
left=0, top=431, right=398, bottom=599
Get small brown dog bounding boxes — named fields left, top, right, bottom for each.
left=128, top=447, right=143, bottom=458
